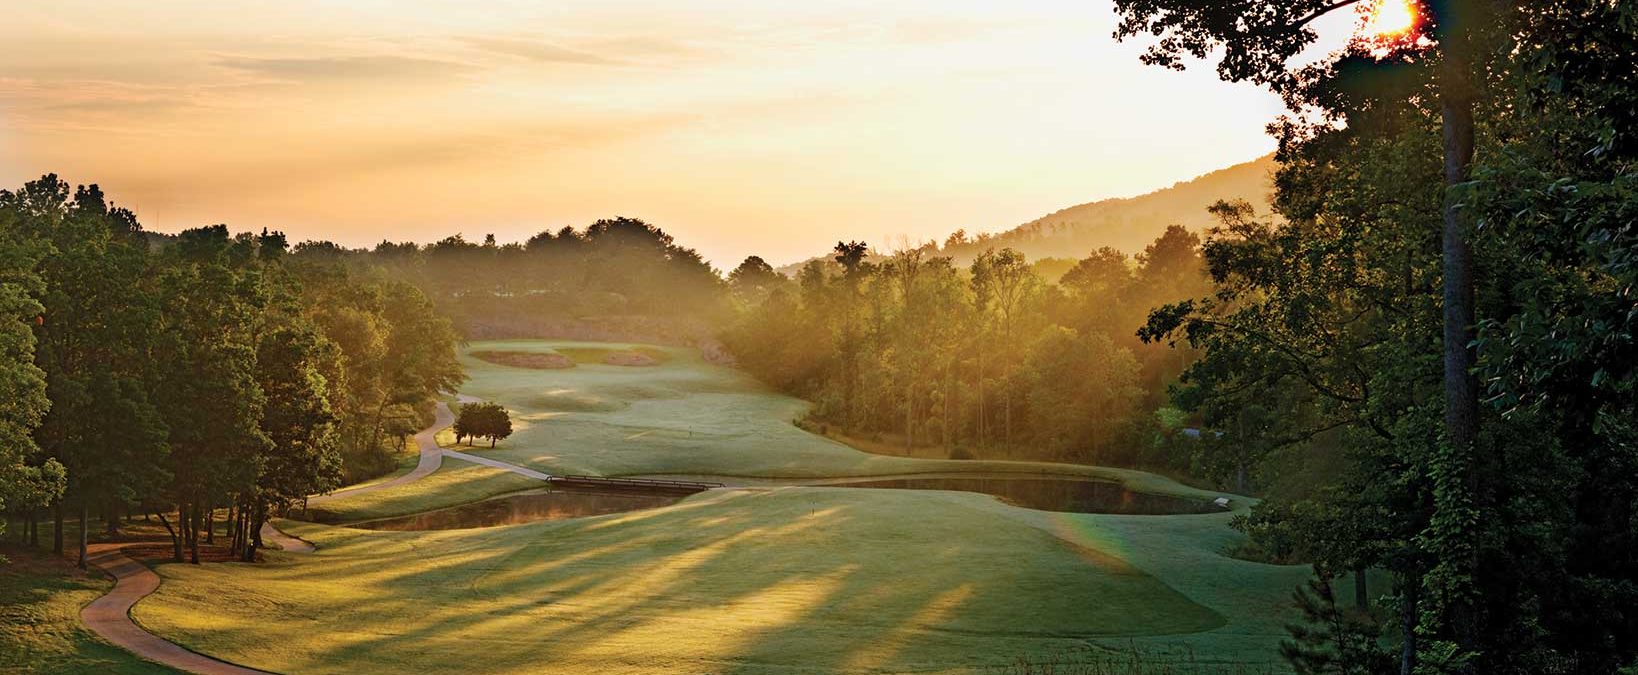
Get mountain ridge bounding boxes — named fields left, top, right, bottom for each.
left=776, top=154, right=1275, bottom=275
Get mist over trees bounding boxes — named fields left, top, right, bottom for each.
left=0, top=177, right=464, bottom=565
left=723, top=226, right=1212, bottom=468
left=300, top=217, right=729, bottom=346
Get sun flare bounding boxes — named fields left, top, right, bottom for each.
left=1365, top=0, right=1420, bottom=38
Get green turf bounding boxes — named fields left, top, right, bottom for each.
left=137, top=488, right=1226, bottom=674
left=0, top=546, right=180, bottom=675
left=453, top=341, right=1229, bottom=501
left=127, top=340, right=1318, bottom=672
left=306, top=457, right=546, bottom=525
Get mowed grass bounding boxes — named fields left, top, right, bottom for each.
left=133, top=340, right=1314, bottom=671
left=453, top=341, right=1228, bottom=499
left=0, top=546, right=179, bottom=675
left=137, top=488, right=1225, bottom=675
left=306, top=458, right=545, bottom=524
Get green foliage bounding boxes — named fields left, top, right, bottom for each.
left=329, top=216, right=727, bottom=341
left=725, top=230, right=1209, bottom=469
left=1280, top=578, right=1391, bottom=675
left=455, top=401, right=512, bottom=447
left=1119, top=0, right=1638, bottom=671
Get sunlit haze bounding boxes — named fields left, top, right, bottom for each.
left=0, top=1, right=1349, bottom=266
left=1366, top=0, right=1421, bottom=39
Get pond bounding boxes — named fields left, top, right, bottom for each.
left=350, top=487, right=686, bottom=531
left=827, top=476, right=1223, bottom=515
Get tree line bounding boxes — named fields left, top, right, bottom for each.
left=721, top=227, right=1212, bottom=470
left=1116, top=0, right=1638, bottom=672
left=0, top=176, right=463, bottom=568
left=290, top=217, right=729, bottom=343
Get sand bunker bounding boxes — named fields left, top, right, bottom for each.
left=472, top=351, right=576, bottom=370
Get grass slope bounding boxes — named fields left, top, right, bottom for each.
left=456, top=341, right=1228, bottom=499
left=307, top=458, right=545, bottom=524
left=139, top=488, right=1223, bottom=674
left=132, top=339, right=1313, bottom=671
left=0, top=546, right=179, bottom=674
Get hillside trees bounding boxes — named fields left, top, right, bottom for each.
left=293, top=263, right=464, bottom=481
left=0, top=191, right=58, bottom=552
left=725, top=227, right=1209, bottom=467
left=1, top=177, right=168, bottom=568
left=392, top=217, right=727, bottom=340
left=0, top=175, right=464, bottom=567
left=245, top=323, right=342, bottom=559
left=151, top=226, right=271, bottom=564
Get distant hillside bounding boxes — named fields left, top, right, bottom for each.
left=944, top=154, right=1275, bottom=262
left=777, top=155, right=1275, bottom=276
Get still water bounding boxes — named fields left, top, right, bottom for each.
left=351, top=487, right=685, bottom=531
left=829, top=476, right=1221, bottom=515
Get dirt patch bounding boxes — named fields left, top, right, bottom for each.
left=471, top=350, right=575, bottom=370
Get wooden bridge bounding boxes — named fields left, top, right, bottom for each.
left=548, top=475, right=724, bottom=495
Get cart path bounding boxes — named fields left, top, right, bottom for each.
left=93, top=397, right=553, bottom=674
left=257, top=398, right=554, bottom=551
left=312, top=401, right=456, bottom=505
left=83, top=544, right=276, bottom=675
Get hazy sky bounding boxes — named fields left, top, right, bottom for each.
left=0, top=1, right=1357, bottom=267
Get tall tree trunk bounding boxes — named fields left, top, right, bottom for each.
left=160, top=508, right=181, bottom=562
left=943, top=363, right=954, bottom=451
left=975, top=347, right=986, bottom=451
left=1400, top=575, right=1419, bottom=675
left=77, top=504, right=88, bottom=570
left=189, top=502, right=202, bottom=564
left=205, top=503, right=215, bottom=545
left=1437, top=22, right=1481, bottom=652
left=904, top=378, right=915, bottom=450
left=1355, top=568, right=1369, bottom=610
left=244, top=501, right=263, bottom=563
left=52, top=502, right=63, bottom=555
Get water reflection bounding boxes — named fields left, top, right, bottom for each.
left=352, top=488, right=685, bottom=531
left=831, top=477, right=1220, bottom=515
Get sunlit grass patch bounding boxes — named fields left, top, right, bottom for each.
left=0, top=546, right=179, bottom=674
left=139, top=488, right=1226, bottom=674
left=306, top=458, right=545, bottom=524
left=553, top=345, right=670, bottom=366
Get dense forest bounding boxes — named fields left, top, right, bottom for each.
left=1111, top=1, right=1638, bottom=673
left=0, top=177, right=463, bottom=568
left=290, top=217, right=731, bottom=347
left=722, top=229, right=1216, bottom=475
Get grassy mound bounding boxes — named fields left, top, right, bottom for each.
left=139, top=488, right=1224, bottom=674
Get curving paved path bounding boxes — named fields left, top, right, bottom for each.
left=317, top=400, right=456, bottom=504
left=83, top=545, right=275, bottom=675
left=257, top=400, right=461, bottom=551
left=88, top=397, right=555, bottom=675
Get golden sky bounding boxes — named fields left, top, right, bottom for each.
left=0, top=1, right=1352, bottom=266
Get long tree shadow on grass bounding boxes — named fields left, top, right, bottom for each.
left=143, top=486, right=1226, bottom=674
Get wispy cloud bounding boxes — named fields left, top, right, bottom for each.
left=214, top=55, right=475, bottom=83
left=460, top=37, right=623, bottom=66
